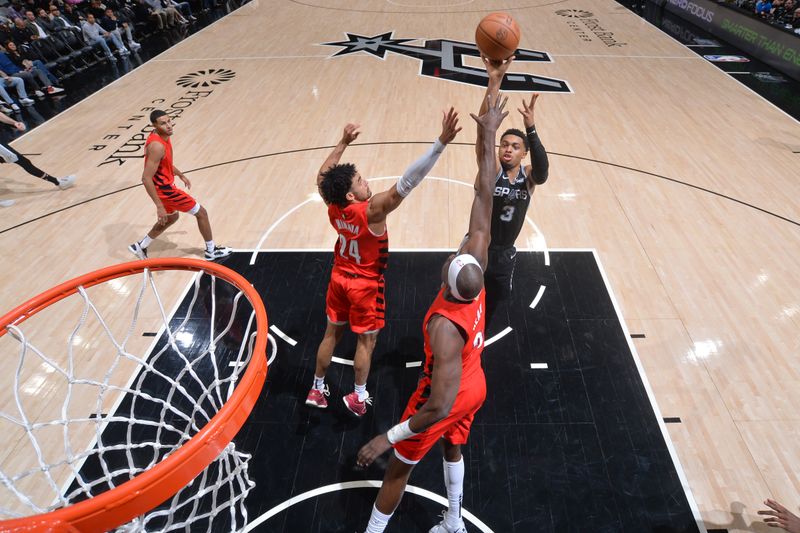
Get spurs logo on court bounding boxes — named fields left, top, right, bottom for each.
left=176, top=68, right=236, bottom=88
left=555, top=9, right=594, bottom=18
left=321, top=32, right=571, bottom=93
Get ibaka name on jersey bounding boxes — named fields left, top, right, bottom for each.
left=494, top=186, right=528, bottom=200
left=335, top=217, right=361, bottom=235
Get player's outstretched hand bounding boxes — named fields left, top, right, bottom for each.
left=482, top=54, right=515, bottom=83
left=438, top=107, right=462, bottom=145
left=356, top=433, right=391, bottom=468
left=342, top=123, right=361, bottom=145
left=518, top=93, right=539, bottom=130
left=470, top=92, right=509, bottom=131
left=759, top=499, right=800, bottom=532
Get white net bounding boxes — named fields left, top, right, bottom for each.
left=0, top=264, right=266, bottom=531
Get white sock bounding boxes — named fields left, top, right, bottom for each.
left=313, top=375, right=325, bottom=391
left=443, top=457, right=464, bottom=529
left=364, top=504, right=393, bottom=533
left=354, top=382, right=368, bottom=401
left=205, top=240, right=215, bottom=253
left=140, top=235, right=153, bottom=248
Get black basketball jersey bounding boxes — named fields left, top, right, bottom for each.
left=490, top=166, right=530, bottom=248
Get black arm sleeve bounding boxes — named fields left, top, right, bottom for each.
left=526, top=126, right=549, bottom=185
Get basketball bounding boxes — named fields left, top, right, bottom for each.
left=475, top=12, right=520, bottom=61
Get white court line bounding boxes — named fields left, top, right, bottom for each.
left=529, top=363, right=548, bottom=370
left=592, top=249, right=706, bottom=532
left=243, top=480, right=494, bottom=533
left=249, top=196, right=318, bottom=264
left=153, top=55, right=328, bottom=62
left=529, top=285, right=546, bottom=309
left=405, top=361, right=423, bottom=368
left=484, top=327, right=512, bottom=347
left=269, top=324, right=298, bottom=346
left=331, top=356, right=353, bottom=366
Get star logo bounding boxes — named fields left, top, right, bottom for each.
left=175, top=68, right=236, bottom=88
left=321, top=32, right=416, bottom=59
left=321, top=31, right=572, bottom=93
left=555, top=9, right=594, bottom=18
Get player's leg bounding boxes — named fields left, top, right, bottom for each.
left=193, top=204, right=231, bottom=260
left=306, top=272, right=348, bottom=408
left=484, top=245, right=514, bottom=331
left=0, top=143, right=75, bottom=189
left=344, top=276, right=384, bottom=416
left=430, top=440, right=467, bottom=533
left=365, top=454, right=416, bottom=533
left=129, top=211, right=179, bottom=259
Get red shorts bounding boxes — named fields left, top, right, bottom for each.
left=325, top=268, right=385, bottom=334
left=393, top=370, right=486, bottom=464
left=157, top=185, right=198, bottom=215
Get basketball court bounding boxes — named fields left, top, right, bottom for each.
left=1, top=1, right=799, bottom=531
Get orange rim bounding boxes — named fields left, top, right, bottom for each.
left=0, top=258, right=268, bottom=532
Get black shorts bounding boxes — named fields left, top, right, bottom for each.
left=484, top=245, right=516, bottom=299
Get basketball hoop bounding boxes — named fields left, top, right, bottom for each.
left=0, top=258, right=268, bottom=532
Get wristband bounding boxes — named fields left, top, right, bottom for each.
left=386, top=419, right=417, bottom=444
left=525, top=125, right=537, bottom=135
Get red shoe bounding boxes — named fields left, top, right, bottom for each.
left=305, top=385, right=329, bottom=408
left=342, top=391, right=371, bottom=417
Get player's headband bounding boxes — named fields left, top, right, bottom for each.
left=448, top=254, right=481, bottom=302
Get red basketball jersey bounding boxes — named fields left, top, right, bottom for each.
left=421, top=287, right=485, bottom=381
left=327, top=201, right=388, bottom=279
left=145, top=132, right=175, bottom=187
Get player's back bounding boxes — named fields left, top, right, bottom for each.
left=422, top=288, right=485, bottom=382
left=327, top=201, right=388, bottom=279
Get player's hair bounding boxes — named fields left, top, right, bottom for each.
left=318, top=163, right=356, bottom=207
left=150, top=109, right=169, bottom=124
left=501, top=128, right=529, bottom=152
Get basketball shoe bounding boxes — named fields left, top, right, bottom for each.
left=305, top=385, right=330, bottom=408
left=343, top=391, right=372, bottom=417
left=429, top=513, right=467, bottom=533
left=128, top=241, right=148, bottom=259
left=204, top=245, right=232, bottom=260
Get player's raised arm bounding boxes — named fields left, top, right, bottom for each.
left=476, top=55, right=513, bottom=166
left=316, top=123, right=360, bottom=193
left=463, top=93, right=508, bottom=269
left=518, top=93, right=549, bottom=186
left=366, top=107, right=461, bottom=224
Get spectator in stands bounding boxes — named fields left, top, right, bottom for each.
left=0, top=48, right=55, bottom=98
left=6, top=3, right=26, bottom=21
left=49, top=6, right=78, bottom=30
left=0, top=81, right=23, bottom=113
left=61, top=3, right=84, bottom=25
left=81, top=12, right=128, bottom=61
left=100, top=7, right=141, bottom=51
left=143, top=0, right=178, bottom=29
left=4, top=40, right=62, bottom=93
left=0, top=70, right=34, bottom=106
left=756, top=0, right=774, bottom=16
left=24, top=10, right=50, bottom=39
left=35, top=7, right=56, bottom=33
left=792, top=6, right=800, bottom=27
left=167, top=0, right=195, bottom=22
left=11, top=17, right=37, bottom=44
left=86, top=0, right=106, bottom=20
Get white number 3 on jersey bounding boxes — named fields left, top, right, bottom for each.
left=500, top=205, right=515, bottom=222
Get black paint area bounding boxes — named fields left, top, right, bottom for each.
left=74, top=251, right=698, bottom=532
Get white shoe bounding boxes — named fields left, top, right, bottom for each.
left=57, top=175, right=76, bottom=190
left=34, top=90, right=44, bottom=98
left=0, top=199, right=15, bottom=207
left=128, top=241, right=148, bottom=259
left=204, top=245, right=232, bottom=260
left=0, top=105, right=12, bottom=114
left=46, top=86, right=65, bottom=95
left=131, top=42, right=142, bottom=50
left=10, top=103, right=20, bottom=111
left=429, top=514, right=467, bottom=533
left=20, top=97, right=34, bottom=106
